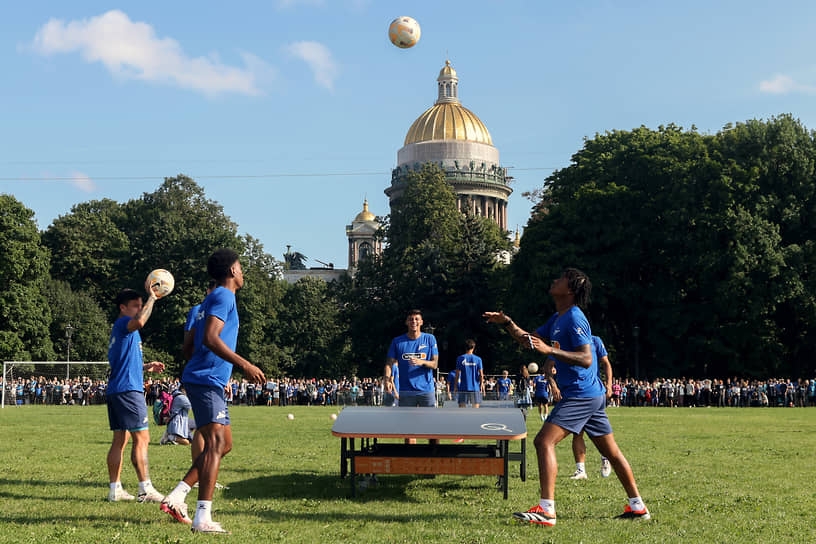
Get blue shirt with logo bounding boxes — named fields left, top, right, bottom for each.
left=498, top=377, right=511, bottom=393
left=387, top=332, right=438, bottom=393
left=183, top=287, right=239, bottom=388
left=107, top=316, right=144, bottom=394
left=455, top=354, right=483, bottom=391
left=536, top=306, right=605, bottom=398
left=533, top=375, right=549, bottom=398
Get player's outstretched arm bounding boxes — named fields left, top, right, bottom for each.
left=483, top=311, right=542, bottom=350
left=202, top=315, right=266, bottom=385
left=127, top=291, right=158, bottom=332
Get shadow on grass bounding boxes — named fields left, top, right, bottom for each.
left=224, top=471, right=491, bottom=503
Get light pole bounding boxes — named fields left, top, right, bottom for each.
left=632, top=325, right=640, bottom=379
left=65, top=324, right=74, bottom=380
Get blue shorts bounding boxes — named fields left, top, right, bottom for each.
left=534, top=395, right=549, bottom=406
left=547, top=396, right=613, bottom=437
left=457, top=391, right=482, bottom=405
left=107, top=391, right=149, bottom=432
left=185, top=383, right=230, bottom=427
left=382, top=392, right=397, bottom=407
left=398, top=391, right=436, bottom=407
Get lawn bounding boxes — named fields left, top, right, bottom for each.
left=1, top=405, right=814, bottom=543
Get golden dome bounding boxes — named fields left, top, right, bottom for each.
left=354, top=199, right=376, bottom=222
left=404, top=102, right=493, bottom=146
left=438, top=59, right=457, bottom=79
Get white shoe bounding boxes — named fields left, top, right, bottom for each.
left=601, top=458, right=612, bottom=478
left=191, top=520, right=231, bottom=534
left=569, top=469, right=587, bottom=480
left=137, top=488, right=164, bottom=503
left=540, top=414, right=545, bottom=421
left=108, top=487, right=135, bottom=501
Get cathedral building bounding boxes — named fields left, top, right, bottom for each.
left=385, top=60, right=512, bottom=229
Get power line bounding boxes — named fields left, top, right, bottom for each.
left=0, top=166, right=558, bottom=183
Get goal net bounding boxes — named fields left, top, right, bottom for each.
left=2, top=361, right=109, bottom=408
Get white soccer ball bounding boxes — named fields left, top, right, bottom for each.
left=389, top=16, right=421, bottom=49
left=528, top=362, right=539, bottom=374
left=330, top=413, right=337, bottom=420
left=287, top=413, right=294, bottom=420
left=146, top=269, right=174, bottom=299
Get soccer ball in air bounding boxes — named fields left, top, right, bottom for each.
left=389, top=16, right=420, bottom=49
left=528, top=362, right=539, bottom=374
left=146, top=269, right=174, bottom=299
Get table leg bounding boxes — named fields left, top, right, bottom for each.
left=520, top=437, right=527, bottom=481
left=502, top=440, right=509, bottom=499
left=340, top=437, right=347, bottom=478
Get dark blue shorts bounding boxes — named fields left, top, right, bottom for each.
left=547, top=396, right=613, bottom=437
left=185, top=383, right=230, bottom=427
left=457, top=391, right=482, bottom=405
left=399, top=391, right=436, bottom=407
left=107, top=391, right=149, bottom=432
left=534, top=395, right=549, bottom=406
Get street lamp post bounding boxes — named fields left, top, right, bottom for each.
left=632, top=325, right=640, bottom=379
left=65, top=324, right=74, bottom=380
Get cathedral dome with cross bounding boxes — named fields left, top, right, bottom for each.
left=385, top=60, right=512, bottom=229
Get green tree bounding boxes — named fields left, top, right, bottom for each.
left=511, top=118, right=810, bottom=378
left=47, top=279, right=109, bottom=362
left=0, top=195, right=55, bottom=360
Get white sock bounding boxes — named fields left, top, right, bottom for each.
left=576, top=462, right=586, bottom=472
left=138, top=480, right=153, bottom=494
left=194, top=500, right=212, bottom=525
left=628, top=496, right=646, bottom=512
left=538, top=499, right=555, bottom=514
left=166, top=481, right=192, bottom=504
left=110, top=482, right=122, bottom=492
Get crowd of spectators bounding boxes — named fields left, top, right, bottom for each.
left=5, top=374, right=816, bottom=408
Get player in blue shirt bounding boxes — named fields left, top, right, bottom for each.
left=106, top=286, right=166, bottom=503
left=161, top=249, right=266, bottom=534
left=532, top=370, right=550, bottom=421
left=455, top=339, right=484, bottom=408
left=485, top=268, right=649, bottom=526
left=446, top=369, right=457, bottom=401
left=497, top=370, right=512, bottom=401
left=384, top=309, right=439, bottom=407
left=570, top=336, right=614, bottom=480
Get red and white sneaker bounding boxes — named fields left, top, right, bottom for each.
left=616, top=504, right=651, bottom=520
left=512, top=504, right=556, bottom=526
left=160, top=498, right=192, bottom=524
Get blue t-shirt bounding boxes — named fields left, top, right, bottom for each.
left=592, top=335, right=608, bottom=393
left=498, top=377, right=511, bottom=393
left=447, top=370, right=457, bottom=392
left=533, top=375, right=549, bottom=397
left=182, top=287, right=240, bottom=388
left=456, top=354, right=483, bottom=391
left=535, top=306, right=605, bottom=398
left=387, top=332, right=438, bottom=393
left=107, top=316, right=144, bottom=395
left=185, top=304, right=202, bottom=332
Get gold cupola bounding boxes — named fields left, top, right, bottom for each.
left=354, top=199, right=376, bottom=222
left=403, top=60, right=493, bottom=146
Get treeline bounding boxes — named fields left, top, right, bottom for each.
left=3, top=116, right=816, bottom=379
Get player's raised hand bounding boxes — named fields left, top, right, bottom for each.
left=482, top=311, right=510, bottom=324
left=145, top=361, right=165, bottom=373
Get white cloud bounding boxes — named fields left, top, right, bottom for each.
left=31, top=10, right=271, bottom=96
left=285, top=41, right=339, bottom=91
left=70, top=171, right=96, bottom=193
left=759, top=74, right=816, bottom=95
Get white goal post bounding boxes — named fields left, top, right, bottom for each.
left=2, top=361, right=108, bottom=408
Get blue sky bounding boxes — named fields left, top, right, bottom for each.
left=4, top=1, right=816, bottom=269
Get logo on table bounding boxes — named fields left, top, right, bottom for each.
left=480, top=423, right=514, bottom=433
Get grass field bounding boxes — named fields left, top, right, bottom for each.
left=1, top=404, right=815, bottom=543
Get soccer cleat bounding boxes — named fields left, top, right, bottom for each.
left=191, top=520, right=231, bottom=534
left=616, top=504, right=651, bottom=521
left=513, top=505, right=556, bottom=526
left=137, top=489, right=165, bottom=503
left=108, top=487, right=135, bottom=502
left=569, top=469, right=587, bottom=480
left=161, top=499, right=192, bottom=524
left=601, top=458, right=612, bottom=478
